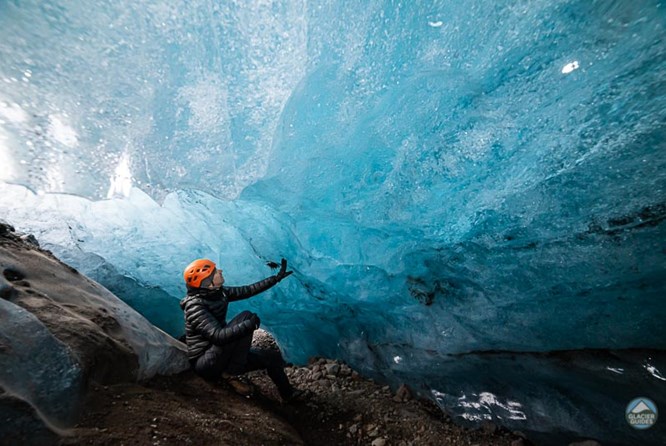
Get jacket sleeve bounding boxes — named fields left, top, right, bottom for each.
left=224, top=275, right=279, bottom=302
left=185, top=299, right=255, bottom=345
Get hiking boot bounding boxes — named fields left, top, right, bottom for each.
left=222, top=373, right=254, bottom=396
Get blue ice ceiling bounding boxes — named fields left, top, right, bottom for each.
left=1, top=1, right=666, bottom=443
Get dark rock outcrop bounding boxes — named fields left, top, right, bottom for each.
left=0, top=222, right=188, bottom=444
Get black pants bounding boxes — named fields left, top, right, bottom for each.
left=193, top=311, right=294, bottom=398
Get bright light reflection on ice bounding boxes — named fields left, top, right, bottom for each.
left=428, top=21, right=443, bottom=28
left=644, top=363, right=666, bottom=381
left=48, top=115, right=79, bottom=147
left=0, top=129, right=14, bottom=180
left=431, top=390, right=527, bottom=421
left=561, top=60, right=580, bottom=74
left=0, top=101, right=28, bottom=123
left=107, top=152, right=133, bottom=199
left=606, top=367, right=624, bottom=374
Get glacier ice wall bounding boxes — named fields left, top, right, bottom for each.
left=0, top=0, right=308, bottom=199
left=1, top=0, right=666, bottom=443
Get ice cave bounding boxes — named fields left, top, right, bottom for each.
left=1, top=1, right=665, bottom=444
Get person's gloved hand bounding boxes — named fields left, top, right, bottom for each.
left=275, top=258, right=293, bottom=282
left=249, top=313, right=261, bottom=329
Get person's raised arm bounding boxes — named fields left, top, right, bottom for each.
left=225, top=258, right=293, bottom=302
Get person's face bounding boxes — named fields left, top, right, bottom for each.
left=211, top=268, right=225, bottom=287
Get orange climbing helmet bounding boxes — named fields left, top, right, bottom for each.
left=183, top=258, right=216, bottom=289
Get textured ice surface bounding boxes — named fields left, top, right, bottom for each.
left=1, top=0, right=665, bottom=443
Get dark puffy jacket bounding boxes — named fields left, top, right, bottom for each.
left=180, top=275, right=279, bottom=361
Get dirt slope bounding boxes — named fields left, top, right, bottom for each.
left=59, top=360, right=525, bottom=446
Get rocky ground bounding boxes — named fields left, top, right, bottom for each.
left=59, top=357, right=527, bottom=446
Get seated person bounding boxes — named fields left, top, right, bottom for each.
left=180, top=258, right=301, bottom=400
